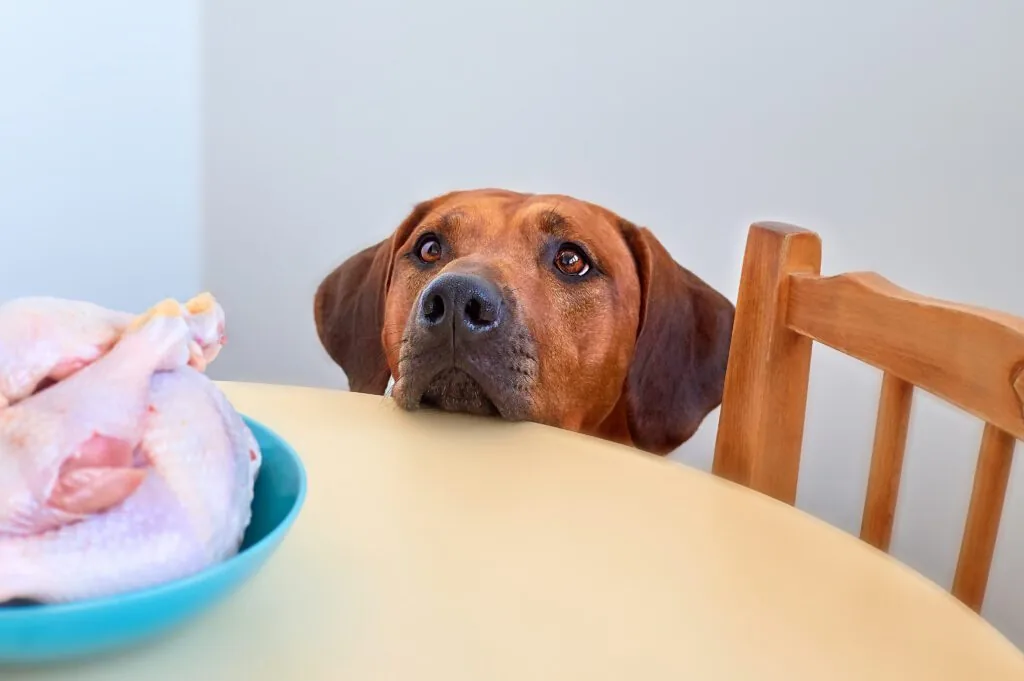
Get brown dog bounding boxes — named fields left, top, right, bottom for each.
left=314, top=189, right=734, bottom=455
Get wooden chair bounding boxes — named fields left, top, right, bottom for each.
left=713, top=222, right=1024, bottom=613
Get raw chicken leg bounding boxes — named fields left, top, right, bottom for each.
left=0, top=298, right=131, bottom=408
left=0, top=293, right=226, bottom=409
left=0, top=303, right=198, bottom=536
left=0, top=366, right=260, bottom=603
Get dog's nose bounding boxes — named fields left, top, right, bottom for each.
left=419, top=273, right=503, bottom=334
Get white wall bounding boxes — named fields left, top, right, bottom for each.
left=205, top=0, right=1024, bottom=644
left=0, top=2, right=201, bottom=313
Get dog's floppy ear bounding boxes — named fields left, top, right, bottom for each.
left=314, top=200, right=436, bottom=394
left=619, top=221, right=735, bottom=455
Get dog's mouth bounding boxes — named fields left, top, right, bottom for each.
left=418, top=367, right=499, bottom=417
left=392, top=309, right=538, bottom=422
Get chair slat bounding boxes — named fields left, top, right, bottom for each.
left=952, top=424, right=1017, bottom=612
left=860, top=373, right=914, bottom=552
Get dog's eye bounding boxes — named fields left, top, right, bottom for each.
left=554, top=245, right=590, bottom=277
left=416, top=235, right=443, bottom=264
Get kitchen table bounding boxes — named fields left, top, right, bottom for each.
left=12, top=382, right=1024, bottom=680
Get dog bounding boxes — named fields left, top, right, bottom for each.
left=313, top=189, right=735, bottom=455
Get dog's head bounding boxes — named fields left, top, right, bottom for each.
left=314, top=189, right=734, bottom=454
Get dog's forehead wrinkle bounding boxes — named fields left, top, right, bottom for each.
left=516, top=202, right=625, bottom=255
left=412, top=209, right=469, bottom=246
left=434, top=210, right=464, bottom=229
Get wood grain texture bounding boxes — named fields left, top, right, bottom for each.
left=860, top=373, right=914, bottom=552
left=786, top=272, right=1024, bottom=441
left=1014, top=367, right=1024, bottom=417
left=713, top=222, right=821, bottom=504
left=952, top=424, right=1016, bottom=612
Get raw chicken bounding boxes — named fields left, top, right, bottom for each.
left=0, top=293, right=226, bottom=409
left=0, top=296, right=260, bottom=603
left=0, top=298, right=131, bottom=409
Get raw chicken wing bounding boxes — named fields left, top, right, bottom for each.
left=0, top=293, right=226, bottom=409
left=0, top=303, right=198, bottom=536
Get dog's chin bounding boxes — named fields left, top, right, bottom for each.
left=417, top=367, right=499, bottom=417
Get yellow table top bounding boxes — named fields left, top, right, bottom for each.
left=12, top=381, right=1024, bottom=680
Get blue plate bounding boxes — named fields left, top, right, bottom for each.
left=0, top=416, right=307, bottom=665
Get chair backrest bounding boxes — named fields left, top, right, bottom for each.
left=713, top=222, right=1024, bottom=613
